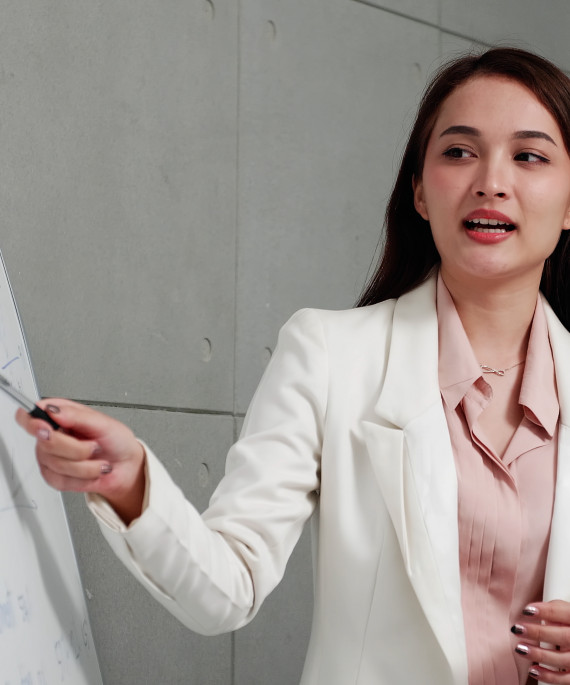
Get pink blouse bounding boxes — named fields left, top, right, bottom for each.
left=437, top=275, right=558, bottom=685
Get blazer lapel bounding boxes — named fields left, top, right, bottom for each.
left=363, top=276, right=467, bottom=681
left=542, top=301, right=570, bottom=600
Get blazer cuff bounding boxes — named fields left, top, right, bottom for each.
left=86, top=439, right=161, bottom=532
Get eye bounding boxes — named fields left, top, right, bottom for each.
left=442, top=147, right=474, bottom=159
left=514, top=151, right=550, bottom=164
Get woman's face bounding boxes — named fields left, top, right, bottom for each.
left=413, top=75, right=570, bottom=290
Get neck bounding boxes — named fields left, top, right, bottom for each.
left=440, top=269, right=540, bottom=367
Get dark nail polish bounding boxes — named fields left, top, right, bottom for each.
left=511, top=624, right=525, bottom=635
left=100, top=463, right=113, bottom=475
left=528, top=667, right=540, bottom=679
left=515, top=644, right=530, bottom=655
left=46, top=404, right=61, bottom=414
left=523, top=605, right=538, bottom=616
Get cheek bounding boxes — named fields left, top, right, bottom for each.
left=526, top=183, right=570, bottom=223
left=422, top=166, right=466, bottom=206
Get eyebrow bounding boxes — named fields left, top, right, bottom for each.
left=439, top=125, right=557, bottom=146
left=513, top=130, right=557, bottom=146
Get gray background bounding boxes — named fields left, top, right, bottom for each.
left=1, top=1, right=569, bottom=683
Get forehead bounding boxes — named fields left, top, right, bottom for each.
left=431, top=75, right=561, bottom=138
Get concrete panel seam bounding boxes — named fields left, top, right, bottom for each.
left=70, top=398, right=247, bottom=419
left=438, top=28, right=493, bottom=49
left=233, top=0, right=242, bottom=423
left=351, top=0, right=441, bottom=29
left=353, top=0, right=495, bottom=48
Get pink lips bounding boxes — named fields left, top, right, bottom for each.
left=463, top=209, right=516, bottom=245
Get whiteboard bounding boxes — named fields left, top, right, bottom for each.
left=0, top=251, right=103, bottom=685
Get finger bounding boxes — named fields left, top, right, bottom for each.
left=523, top=601, right=570, bottom=626
left=35, top=426, right=100, bottom=463
left=15, top=407, right=41, bottom=434
left=37, top=451, right=110, bottom=481
left=528, top=664, right=570, bottom=683
left=513, top=622, right=570, bottom=650
left=516, top=642, right=570, bottom=670
left=38, top=463, right=112, bottom=494
left=16, top=406, right=67, bottom=444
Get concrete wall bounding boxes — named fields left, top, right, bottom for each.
left=1, top=1, right=569, bottom=683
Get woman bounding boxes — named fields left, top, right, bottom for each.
left=16, top=48, right=570, bottom=684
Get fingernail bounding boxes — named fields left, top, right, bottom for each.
left=100, top=463, right=113, bottom=475
left=46, top=404, right=61, bottom=414
left=91, top=443, right=102, bottom=456
left=528, top=667, right=540, bottom=678
left=38, top=428, right=50, bottom=441
left=515, top=644, right=530, bottom=655
left=523, top=605, right=539, bottom=616
left=511, top=624, right=525, bottom=635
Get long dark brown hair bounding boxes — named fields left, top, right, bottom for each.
left=357, top=47, right=570, bottom=330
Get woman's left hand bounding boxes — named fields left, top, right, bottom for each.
left=513, top=600, right=570, bottom=682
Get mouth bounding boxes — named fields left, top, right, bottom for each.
left=463, top=218, right=517, bottom=234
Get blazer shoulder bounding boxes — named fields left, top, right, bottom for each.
left=278, top=278, right=437, bottom=365
left=284, top=276, right=437, bottom=339
left=283, top=299, right=398, bottom=341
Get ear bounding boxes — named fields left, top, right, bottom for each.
left=563, top=206, right=570, bottom=231
left=412, top=176, right=429, bottom=221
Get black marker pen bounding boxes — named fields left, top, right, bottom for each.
left=0, top=373, right=61, bottom=430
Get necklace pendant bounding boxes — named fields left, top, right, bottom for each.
left=480, top=365, right=505, bottom=376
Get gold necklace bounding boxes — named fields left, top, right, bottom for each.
left=479, top=360, right=525, bottom=377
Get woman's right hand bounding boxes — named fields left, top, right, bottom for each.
left=15, top=398, right=146, bottom=524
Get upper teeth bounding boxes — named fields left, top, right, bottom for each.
left=469, top=218, right=509, bottom=226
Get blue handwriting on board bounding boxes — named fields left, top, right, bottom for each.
left=1, top=356, right=19, bottom=371
left=0, top=581, right=91, bottom=683
left=0, top=586, right=31, bottom=636
left=2, top=670, right=48, bottom=685
left=54, top=617, right=92, bottom=682
left=0, top=589, right=15, bottom=634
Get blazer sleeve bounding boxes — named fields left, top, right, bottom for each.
left=86, top=308, right=326, bottom=635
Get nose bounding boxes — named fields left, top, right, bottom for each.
left=472, top=158, right=509, bottom=199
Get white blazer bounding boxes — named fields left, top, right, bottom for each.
left=88, top=275, right=570, bottom=685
